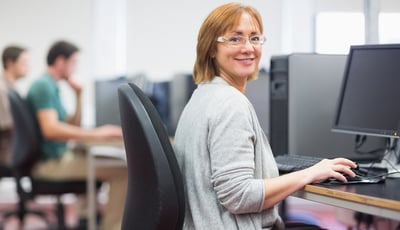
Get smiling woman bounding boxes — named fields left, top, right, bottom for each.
left=193, top=3, right=264, bottom=87
left=173, top=2, right=356, bottom=230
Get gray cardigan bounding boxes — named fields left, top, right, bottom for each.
left=174, top=77, right=283, bottom=230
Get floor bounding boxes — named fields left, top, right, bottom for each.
left=285, top=197, right=399, bottom=230
left=285, top=196, right=349, bottom=229
left=0, top=178, right=108, bottom=230
left=0, top=202, right=76, bottom=230
left=0, top=179, right=82, bottom=229
left=0, top=178, right=398, bottom=230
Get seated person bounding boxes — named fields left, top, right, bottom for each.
left=26, top=40, right=126, bottom=230
left=173, top=3, right=357, bottom=230
left=0, top=45, right=29, bottom=166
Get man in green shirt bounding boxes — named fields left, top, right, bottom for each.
left=26, top=41, right=126, bottom=230
left=26, top=72, right=68, bottom=160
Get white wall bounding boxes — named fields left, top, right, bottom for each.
left=126, top=0, right=283, bottom=80
left=0, top=0, right=93, bottom=93
left=2, top=0, right=399, bottom=83
left=126, top=0, right=400, bottom=79
left=0, top=0, right=94, bottom=125
left=1, top=0, right=399, bottom=126
left=92, top=0, right=127, bottom=78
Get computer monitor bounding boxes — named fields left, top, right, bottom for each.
left=333, top=44, right=400, bottom=139
left=95, top=76, right=128, bottom=126
left=332, top=44, right=400, bottom=175
left=149, top=81, right=172, bottom=134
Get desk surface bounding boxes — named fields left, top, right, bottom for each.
left=294, top=178, right=400, bottom=220
left=83, top=138, right=124, bottom=147
left=85, top=139, right=126, bottom=230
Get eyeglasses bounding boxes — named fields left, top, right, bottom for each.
left=216, top=34, right=266, bottom=46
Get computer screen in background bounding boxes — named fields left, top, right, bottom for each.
left=332, top=44, right=400, bottom=176
left=95, top=74, right=179, bottom=136
left=149, top=81, right=172, bottom=135
left=95, top=76, right=128, bottom=126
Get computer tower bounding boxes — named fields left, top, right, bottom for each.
left=169, top=73, right=196, bottom=136
left=245, top=69, right=270, bottom=136
left=269, top=54, right=385, bottom=161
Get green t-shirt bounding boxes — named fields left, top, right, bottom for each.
left=26, top=73, right=67, bottom=160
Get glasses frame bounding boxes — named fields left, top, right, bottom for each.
left=216, top=34, right=266, bottom=46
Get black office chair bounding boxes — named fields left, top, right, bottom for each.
left=0, top=165, right=12, bottom=178
left=7, top=89, right=98, bottom=229
left=118, top=83, right=185, bottom=230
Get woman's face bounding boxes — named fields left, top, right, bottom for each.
left=215, top=13, right=262, bottom=84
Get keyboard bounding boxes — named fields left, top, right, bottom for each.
left=274, top=154, right=323, bottom=173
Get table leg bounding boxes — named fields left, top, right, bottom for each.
left=87, top=151, right=96, bottom=230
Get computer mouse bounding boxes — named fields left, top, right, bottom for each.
left=343, top=173, right=363, bottom=182
left=321, top=165, right=384, bottom=184
left=351, top=165, right=368, bottom=177
left=322, top=172, right=385, bottom=184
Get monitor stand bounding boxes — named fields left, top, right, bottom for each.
left=378, top=149, right=400, bottom=178
left=359, top=138, right=400, bottom=178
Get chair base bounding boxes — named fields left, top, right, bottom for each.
left=0, top=197, right=65, bottom=230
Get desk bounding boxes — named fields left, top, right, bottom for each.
left=85, top=140, right=126, bottom=230
left=293, top=178, right=400, bottom=220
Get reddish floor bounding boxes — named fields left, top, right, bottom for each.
left=286, top=197, right=400, bottom=230
left=0, top=197, right=349, bottom=230
left=0, top=182, right=398, bottom=230
left=0, top=202, right=79, bottom=230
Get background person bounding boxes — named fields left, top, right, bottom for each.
left=173, top=3, right=357, bottom=229
left=0, top=46, right=29, bottom=166
left=26, top=40, right=127, bottom=230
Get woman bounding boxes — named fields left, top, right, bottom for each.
left=173, top=3, right=357, bottom=230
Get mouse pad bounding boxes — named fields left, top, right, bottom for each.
left=319, top=175, right=386, bottom=185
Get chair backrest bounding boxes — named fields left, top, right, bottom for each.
left=118, top=83, right=185, bottom=230
left=7, top=89, right=42, bottom=175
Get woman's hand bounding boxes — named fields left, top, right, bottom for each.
left=262, top=157, right=357, bottom=210
left=303, top=158, right=358, bottom=184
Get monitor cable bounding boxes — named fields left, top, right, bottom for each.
left=359, top=138, right=400, bottom=178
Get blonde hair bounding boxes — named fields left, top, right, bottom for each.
left=193, top=2, right=264, bottom=84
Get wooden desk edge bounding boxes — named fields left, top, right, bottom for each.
left=81, top=139, right=124, bottom=147
left=303, top=184, right=400, bottom=211
left=81, top=137, right=173, bottom=147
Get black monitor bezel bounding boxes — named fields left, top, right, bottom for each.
left=332, top=43, right=400, bottom=139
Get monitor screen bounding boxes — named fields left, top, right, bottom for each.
left=95, top=76, right=128, bottom=126
left=333, top=44, right=400, bottom=138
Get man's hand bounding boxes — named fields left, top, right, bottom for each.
left=67, top=76, right=83, bottom=95
left=93, top=125, right=123, bottom=140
